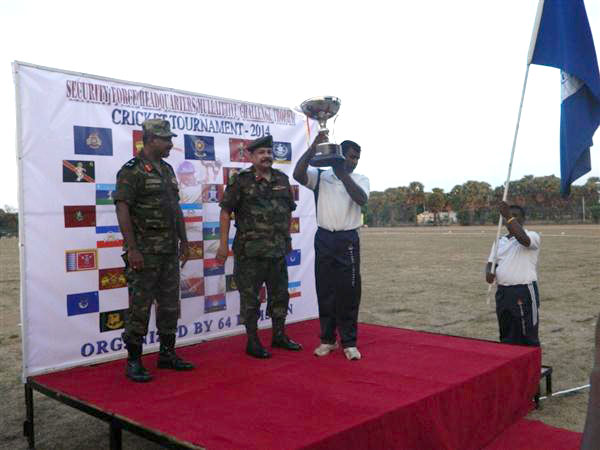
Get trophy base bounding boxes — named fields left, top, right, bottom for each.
left=309, top=153, right=346, bottom=167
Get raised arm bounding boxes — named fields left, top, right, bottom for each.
left=293, top=132, right=328, bottom=185
left=499, top=201, right=531, bottom=247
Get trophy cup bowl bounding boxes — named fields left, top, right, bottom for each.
left=301, top=96, right=345, bottom=167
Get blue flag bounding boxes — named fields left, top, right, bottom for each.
left=184, top=135, right=215, bottom=160
left=66, top=291, right=99, bottom=316
left=528, top=0, right=600, bottom=196
left=73, top=126, right=113, bottom=156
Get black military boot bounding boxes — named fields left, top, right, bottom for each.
left=157, top=334, right=195, bottom=370
left=246, top=332, right=271, bottom=359
left=125, top=340, right=153, bottom=382
left=271, top=320, right=302, bottom=351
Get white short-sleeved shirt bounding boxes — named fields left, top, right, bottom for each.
left=488, top=229, right=541, bottom=286
left=305, top=167, right=370, bottom=231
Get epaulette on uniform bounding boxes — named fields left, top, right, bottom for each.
left=123, top=157, right=139, bottom=169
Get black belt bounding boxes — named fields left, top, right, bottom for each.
left=318, top=227, right=357, bottom=233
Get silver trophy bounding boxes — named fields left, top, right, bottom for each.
left=301, top=96, right=345, bottom=167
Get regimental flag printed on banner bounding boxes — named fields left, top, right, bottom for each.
left=203, top=222, right=220, bottom=240
left=226, top=274, right=237, bottom=292
left=99, top=308, right=127, bottom=332
left=184, top=135, right=215, bottom=160
left=63, top=160, right=95, bottom=183
left=286, top=249, right=301, bottom=266
left=74, top=126, right=113, bottom=156
left=66, top=291, right=99, bottom=316
left=204, top=258, right=224, bottom=276
left=188, top=241, right=204, bottom=260
left=96, top=226, right=123, bottom=248
left=181, top=203, right=203, bottom=224
left=289, top=281, right=301, bottom=298
left=64, top=205, right=96, bottom=228
left=66, top=249, right=97, bottom=272
left=290, top=217, right=300, bottom=234
left=528, top=0, right=600, bottom=195
left=272, top=141, right=292, bottom=163
left=132, top=130, right=143, bottom=156
left=99, top=267, right=127, bottom=290
left=202, top=184, right=223, bottom=203
left=204, top=294, right=226, bottom=313
left=229, top=138, right=252, bottom=162
left=96, top=184, right=116, bottom=205
left=181, top=275, right=204, bottom=299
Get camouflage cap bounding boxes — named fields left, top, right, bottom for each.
left=246, top=135, right=273, bottom=152
left=142, top=119, right=177, bottom=137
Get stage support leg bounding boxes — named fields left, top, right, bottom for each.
left=109, top=420, right=122, bottom=450
left=23, top=382, right=35, bottom=449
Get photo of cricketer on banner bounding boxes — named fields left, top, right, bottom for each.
left=14, top=62, right=320, bottom=377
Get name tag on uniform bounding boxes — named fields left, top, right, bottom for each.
left=272, top=185, right=287, bottom=191
left=145, top=179, right=162, bottom=187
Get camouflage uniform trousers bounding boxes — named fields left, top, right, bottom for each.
left=122, top=253, right=180, bottom=345
left=234, top=254, right=289, bottom=332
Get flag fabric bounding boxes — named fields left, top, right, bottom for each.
left=96, top=225, right=123, bottom=248
left=204, top=294, right=226, bottom=313
left=184, top=135, right=215, bottom=160
left=65, top=249, right=97, bottom=272
left=228, top=138, right=252, bottom=162
left=528, top=0, right=600, bottom=195
left=99, top=309, right=127, bottom=332
left=63, top=160, right=95, bottom=183
left=272, top=141, right=292, bottom=163
left=132, top=130, right=143, bottom=156
left=64, top=205, right=96, bottom=228
left=286, top=249, right=301, bottom=267
left=188, top=241, right=204, bottom=260
left=288, top=281, right=301, bottom=298
left=181, top=203, right=203, bottom=224
left=204, top=258, right=225, bottom=276
left=99, top=267, right=127, bottom=290
left=181, top=276, right=205, bottom=299
left=96, top=184, right=116, bottom=205
left=73, top=126, right=113, bottom=156
left=66, top=291, right=99, bottom=316
left=203, top=222, right=220, bottom=240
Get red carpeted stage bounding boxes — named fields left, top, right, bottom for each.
left=26, top=320, right=552, bottom=449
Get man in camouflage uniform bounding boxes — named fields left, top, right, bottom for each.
left=114, top=119, right=195, bottom=382
left=216, top=135, right=302, bottom=358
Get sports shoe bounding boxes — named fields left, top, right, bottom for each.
left=313, top=342, right=339, bottom=357
left=343, top=347, right=361, bottom=360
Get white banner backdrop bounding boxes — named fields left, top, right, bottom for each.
left=14, top=62, right=320, bottom=377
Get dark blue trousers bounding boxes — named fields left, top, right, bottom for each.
left=495, top=282, right=540, bottom=347
left=314, top=228, right=361, bottom=348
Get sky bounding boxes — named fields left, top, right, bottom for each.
left=1, top=0, right=599, bottom=209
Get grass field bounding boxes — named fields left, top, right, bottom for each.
left=1, top=224, right=599, bottom=449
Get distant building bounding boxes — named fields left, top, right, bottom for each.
left=417, top=210, right=457, bottom=225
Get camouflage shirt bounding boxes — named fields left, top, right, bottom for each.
left=220, top=166, right=296, bottom=258
left=113, top=156, right=180, bottom=254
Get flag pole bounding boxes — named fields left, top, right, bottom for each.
left=486, top=64, right=531, bottom=304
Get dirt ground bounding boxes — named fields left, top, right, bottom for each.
left=1, top=225, right=599, bottom=449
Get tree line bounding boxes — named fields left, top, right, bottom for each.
left=363, top=175, right=600, bottom=226
left=0, top=206, right=18, bottom=237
